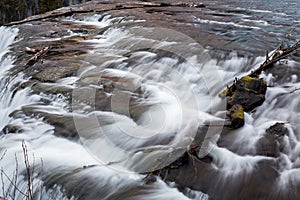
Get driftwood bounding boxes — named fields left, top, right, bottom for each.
left=24, top=47, right=39, bottom=54
left=219, top=41, right=300, bottom=128
left=220, top=41, right=300, bottom=97
left=249, top=41, right=300, bottom=77
left=25, top=46, right=51, bottom=67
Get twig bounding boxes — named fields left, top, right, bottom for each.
left=0, top=151, right=7, bottom=162
left=0, top=146, right=44, bottom=200
left=249, top=41, right=300, bottom=77
left=30, top=153, right=35, bottom=200
left=13, top=154, right=19, bottom=200
left=1, top=168, right=5, bottom=199
left=25, top=46, right=51, bottom=67
left=22, top=140, right=33, bottom=200
left=0, top=169, right=27, bottom=197
left=39, top=159, right=44, bottom=200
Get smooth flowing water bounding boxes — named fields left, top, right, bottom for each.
left=0, top=0, right=299, bottom=199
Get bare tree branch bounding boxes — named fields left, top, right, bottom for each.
left=249, top=41, right=300, bottom=77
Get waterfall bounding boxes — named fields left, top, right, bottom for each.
left=0, top=1, right=299, bottom=198
left=0, top=24, right=209, bottom=199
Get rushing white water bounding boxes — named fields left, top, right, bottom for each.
left=0, top=22, right=210, bottom=199
left=0, top=9, right=299, bottom=199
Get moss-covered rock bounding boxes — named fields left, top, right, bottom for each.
left=220, top=75, right=267, bottom=111
left=229, top=104, right=245, bottom=128
left=227, top=90, right=265, bottom=111
left=219, top=75, right=267, bottom=128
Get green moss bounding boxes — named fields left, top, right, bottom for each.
left=240, top=75, right=255, bottom=82
left=218, top=87, right=230, bottom=98
left=230, top=104, right=244, bottom=119
left=229, top=104, right=245, bottom=128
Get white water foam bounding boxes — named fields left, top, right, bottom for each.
left=0, top=22, right=210, bottom=200
left=193, top=17, right=261, bottom=30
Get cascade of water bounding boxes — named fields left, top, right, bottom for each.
left=0, top=4, right=299, bottom=198
left=0, top=22, right=209, bottom=199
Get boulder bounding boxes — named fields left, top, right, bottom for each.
left=226, top=76, right=267, bottom=111
left=228, top=90, right=265, bottom=111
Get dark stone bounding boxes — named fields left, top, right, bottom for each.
left=228, top=90, right=265, bottom=111
left=198, top=155, right=213, bottom=163
left=115, top=4, right=123, bottom=9
left=227, top=76, right=267, bottom=111
left=71, top=29, right=89, bottom=34
left=266, top=122, right=288, bottom=137
left=1, top=124, right=23, bottom=134
left=168, top=152, right=189, bottom=169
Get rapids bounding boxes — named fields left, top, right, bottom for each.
left=0, top=0, right=299, bottom=199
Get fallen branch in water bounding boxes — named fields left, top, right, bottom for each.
left=220, top=41, right=300, bottom=98
left=249, top=41, right=300, bottom=77
left=24, top=46, right=51, bottom=67
left=219, top=41, right=300, bottom=129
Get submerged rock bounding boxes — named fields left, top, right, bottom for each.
left=256, top=123, right=288, bottom=157
left=30, top=60, right=82, bottom=82
left=155, top=153, right=279, bottom=200
left=3, top=1, right=299, bottom=199
left=77, top=69, right=144, bottom=94
left=256, top=134, right=281, bottom=157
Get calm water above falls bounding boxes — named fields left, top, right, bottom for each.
left=195, top=0, right=300, bottom=56
left=0, top=0, right=299, bottom=199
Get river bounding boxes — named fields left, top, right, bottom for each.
left=0, top=0, right=299, bottom=199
